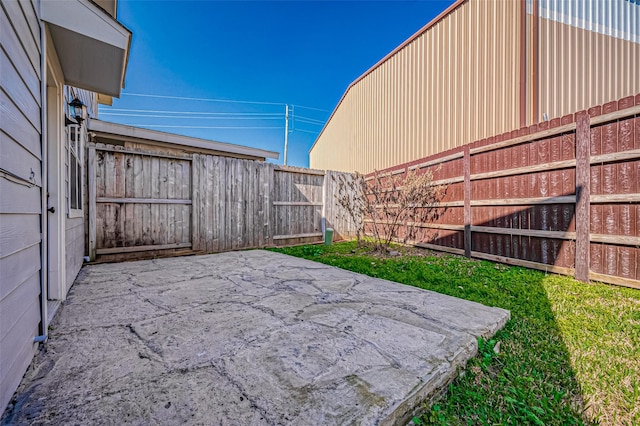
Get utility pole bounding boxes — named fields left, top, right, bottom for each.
left=283, top=104, right=289, bottom=165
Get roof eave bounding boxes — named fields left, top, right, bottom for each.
left=89, top=120, right=280, bottom=160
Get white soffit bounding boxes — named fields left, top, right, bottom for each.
left=41, top=0, right=131, bottom=97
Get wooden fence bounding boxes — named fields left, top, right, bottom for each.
left=88, top=145, right=193, bottom=258
left=367, top=95, right=640, bottom=289
left=87, top=143, right=357, bottom=261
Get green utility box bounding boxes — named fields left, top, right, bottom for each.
left=324, top=228, right=334, bottom=246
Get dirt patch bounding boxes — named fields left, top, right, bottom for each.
left=344, top=242, right=448, bottom=259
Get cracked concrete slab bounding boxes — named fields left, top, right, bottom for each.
left=1, top=250, right=509, bottom=425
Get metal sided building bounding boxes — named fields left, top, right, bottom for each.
left=310, top=0, right=640, bottom=173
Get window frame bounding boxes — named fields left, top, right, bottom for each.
left=67, top=124, right=84, bottom=218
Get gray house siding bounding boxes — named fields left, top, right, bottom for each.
left=0, top=0, right=43, bottom=412
left=64, top=88, right=91, bottom=288
left=65, top=217, right=84, bottom=287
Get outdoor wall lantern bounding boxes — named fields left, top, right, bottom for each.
left=66, top=97, right=88, bottom=127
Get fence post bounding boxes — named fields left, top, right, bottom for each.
left=575, top=111, right=591, bottom=282
left=321, top=171, right=327, bottom=242
left=88, top=144, right=97, bottom=260
left=191, top=154, right=200, bottom=251
left=463, top=146, right=471, bottom=258
left=267, top=163, right=275, bottom=247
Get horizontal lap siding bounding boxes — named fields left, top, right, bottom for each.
left=0, top=0, right=42, bottom=413
left=65, top=218, right=84, bottom=288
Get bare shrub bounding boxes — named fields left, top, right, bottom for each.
left=333, top=169, right=446, bottom=252
left=332, top=172, right=367, bottom=244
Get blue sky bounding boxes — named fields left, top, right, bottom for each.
left=99, top=0, right=455, bottom=167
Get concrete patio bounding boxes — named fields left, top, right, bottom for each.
left=2, top=250, right=509, bottom=425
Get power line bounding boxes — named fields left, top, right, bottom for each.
left=123, top=92, right=285, bottom=106
left=122, top=124, right=284, bottom=130
left=295, top=121, right=324, bottom=127
left=294, top=128, right=321, bottom=134
left=295, top=115, right=324, bottom=121
left=99, top=107, right=282, bottom=116
left=119, top=93, right=329, bottom=113
left=295, top=117, right=325, bottom=125
left=292, top=104, right=330, bottom=112
left=99, top=112, right=282, bottom=120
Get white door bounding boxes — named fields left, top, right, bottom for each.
left=46, top=66, right=65, bottom=301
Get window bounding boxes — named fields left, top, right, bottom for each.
left=68, top=125, right=83, bottom=216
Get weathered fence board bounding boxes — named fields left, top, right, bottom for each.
left=89, top=145, right=193, bottom=258
left=88, top=144, right=357, bottom=261
left=271, top=166, right=324, bottom=245
left=324, top=170, right=362, bottom=241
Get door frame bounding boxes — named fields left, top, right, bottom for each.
left=45, top=30, right=66, bottom=301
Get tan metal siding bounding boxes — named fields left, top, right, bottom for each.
left=312, top=0, right=640, bottom=174
left=0, top=0, right=42, bottom=412
left=311, top=0, right=522, bottom=173
left=537, top=3, right=640, bottom=121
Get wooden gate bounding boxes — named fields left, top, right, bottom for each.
left=271, top=167, right=325, bottom=246
left=88, top=144, right=193, bottom=259
left=87, top=144, right=358, bottom=261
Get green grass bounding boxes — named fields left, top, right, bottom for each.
left=270, top=241, right=640, bottom=425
